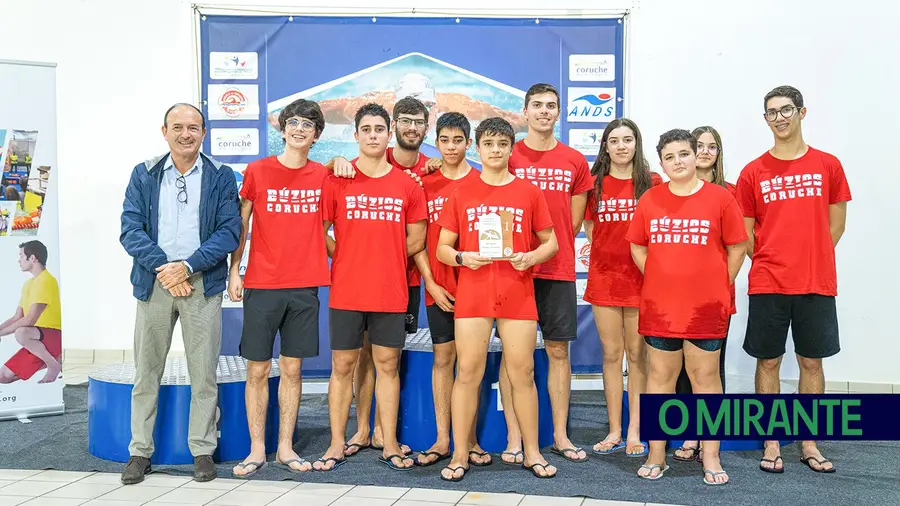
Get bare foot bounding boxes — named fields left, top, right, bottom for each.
left=591, top=432, right=623, bottom=454
left=759, top=441, right=783, bottom=472
left=501, top=443, right=524, bottom=465
left=39, top=361, right=61, bottom=384
left=523, top=452, right=557, bottom=477
left=637, top=458, right=668, bottom=479
left=381, top=446, right=414, bottom=469
left=801, top=443, right=835, bottom=472
left=440, top=456, right=469, bottom=480
left=702, top=451, right=729, bottom=484
left=416, top=441, right=450, bottom=466
left=552, top=435, right=587, bottom=462
left=468, top=444, right=492, bottom=466
left=232, top=450, right=267, bottom=477
left=275, top=447, right=311, bottom=472
left=343, top=432, right=371, bottom=457
left=674, top=440, right=700, bottom=461
left=312, top=445, right=346, bottom=471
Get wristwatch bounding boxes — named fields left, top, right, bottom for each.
left=182, top=260, right=194, bottom=276
left=455, top=252, right=464, bottom=266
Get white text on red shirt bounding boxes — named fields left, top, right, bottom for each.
left=266, top=188, right=321, bottom=214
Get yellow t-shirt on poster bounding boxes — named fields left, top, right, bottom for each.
left=18, top=269, right=61, bottom=330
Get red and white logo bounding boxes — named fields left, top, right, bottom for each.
left=577, top=241, right=591, bottom=270
left=208, top=84, right=259, bottom=121
left=266, top=188, right=321, bottom=214
left=514, top=167, right=573, bottom=193
left=649, top=216, right=710, bottom=246
left=345, top=194, right=404, bottom=223
left=760, top=173, right=823, bottom=204
left=219, top=88, right=248, bottom=118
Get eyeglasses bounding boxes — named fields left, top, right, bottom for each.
left=285, top=118, right=316, bottom=131
left=697, top=144, right=719, bottom=154
left=765, top=105, right=800, bottom=122
left=175, top=175, right=187, bottom=204
left=397, top=118, right=427, bottom=128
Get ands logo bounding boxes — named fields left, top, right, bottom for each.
left=567, top=88, right=617, bottom=123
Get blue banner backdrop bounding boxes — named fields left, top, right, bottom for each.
left=199, top=15, right=626, bottom=377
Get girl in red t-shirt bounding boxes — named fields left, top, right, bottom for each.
left=673, top=125, right=737, bottom=463
left=435, top=118, right=559, bottom=482
left=582, top=118, right=661, bottom=458
left=626, top=129, right=747, bottom=485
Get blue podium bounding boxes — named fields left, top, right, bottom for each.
left=88, top=356, right=281, bottom=465
left=397, top=329, right=554, bottom=453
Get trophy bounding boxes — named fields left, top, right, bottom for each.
left=478, top=210, right=514, bottom=259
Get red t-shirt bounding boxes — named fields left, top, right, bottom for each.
left=421, top=167, right=481, bottom=306
left=583, top=173, right=663, bottom=307
left=509, top=141, right=593, bottom=282
left=387, top=147, right=429, bottom=287
left=239, top=156, right=331, bottom=289
left=626, top=182, right=748, bottom=339
left=322, top=165, right=427, bottom=312
left=735, top=147, right=852, bottom=296
left=725, top=182, right=737, bottom=315
left=437, top=176, right=554, bottom=320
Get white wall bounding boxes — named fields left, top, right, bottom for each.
left=1, top=0, right=897, bottom=383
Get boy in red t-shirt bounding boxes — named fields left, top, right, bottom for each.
left=627, top=129, right=747, bottom=485
left=227, top=99, right=330, bottom=477
left=435, top=117, right=559, bottom=482
left=313, top=103, right=427, bottom=472
left=409, top=112, right=491, bottom=467
left=736, top=86, right=851, bottom=474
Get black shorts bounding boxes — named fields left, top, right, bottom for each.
left=240, top=287, right=320, bottom=361
left=406, top=286, right=421, bottom=334
left=330, top=309, right=406, bottom=350
left=535, top=279, right=577, bottom=341
left=426, top=304, right=455, bottom=345
left=743, top=294, right=840, bottom=360
left=645, top=336, right=724, bottom=352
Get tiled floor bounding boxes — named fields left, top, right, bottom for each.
left=0, top=469, right=677, bottom=506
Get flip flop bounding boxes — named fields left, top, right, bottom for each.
left=759, top=456, right=784, bottom=473
left=550, top=446, right=588, bottom=463
left=592, top=439, right=625, bottom=455
left=343, top=442, right=370, bottom=457
left=416, top=451, right=450, bottom=467
left=637, top=464, right=669, bottom=480
left=625, top=442, right=649, bottom=458
left=314, top=456, right=346, bottom=472
left=801, top=456, right=836, bottom=473
left=468, top=450, right=493, bottom=467
left=373, top=443, right=412, bottom=456
left=275, top=457, right=310, bottom=473
left=500, top=450, right=524, bottom=465
left=378, top=453, right=415, bottom=471
left=673, top=445, right=700, bottom=462
left=232, top=460, right=267, bottom=479
left=703, top=469, right=730, bottom=486
left=523, top=462, right=557, bottom=479
left=440, top=464, right=469, bottom=482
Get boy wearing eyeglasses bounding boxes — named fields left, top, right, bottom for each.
left=227, top=99, right=331, bottom=477
left=735, top=85, right=851, bottom=475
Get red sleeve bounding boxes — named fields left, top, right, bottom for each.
left=828, top=158, right=852, bottom=204
left=650, top=172, right=664, bottom=186
left=321, top=177, right=338, bottom=222
left=436, top=190, right=460, bottom=233
left=625, top=198, right=649, bottom=246
left=239, top=162, right=256, bottom=201
left=721, top=196, right=749, bottom=246
left=726, top=182, right=737, bottom=196
left=572, top=152, right=594, bottom=195
left=532, top=186, right=554, bottom=232
left=735, top=165, right=757, bottom=218
left=585, top=193, right=597, bottom=220
left=406, top=183, right=427, bottom=223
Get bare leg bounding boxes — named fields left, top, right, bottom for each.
left=372, top=344, right=413, bottom=469
left=545, top=340, right=585, bottom=461
left=313, top=349, right=359, bottom=470
left=233, top=360, right=271, bottom=476
left=591, top=306, right=625, bottom=452
left=637, top=344, right=681, bottom=479
left=684, top=342, right=727, bottom=484
left=347, top=333, right=374, bottom=454
left=797, top=355, right=833, bottom=472
left=756, top=356, right=784, bottom=472
left=15, top=328, right=60, bottom=384
left=417, top=341, right=455, bottom=465
left=275, top=356, right=311, bottom=471
left=497, top=318, right=556, bottom=478
left=498, top=354, right=523, bottom=464
left=441, top=318, right=491, bottom=481
left=0, top=366, right=20, bottom=384
left=622, top=307, right=647, bottom=455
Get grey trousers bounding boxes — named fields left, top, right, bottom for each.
left=128, top=274, right=223, bottom=458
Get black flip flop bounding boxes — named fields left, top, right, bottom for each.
left=378, top=453, right=415, bottom=471
left=373, top=443, right=412, bottom=456
left=275, top=458, right=310, bottom=474
left=673, top=445, right=700, bottom=462
left=343, top=442, right=370, bottom=457
left=314, top=456, right=346, bottom=472
left=523, top=462, right=557, bottom=479
left=550, top=446, right=588, bottom=463
left=759, top=456, right=784, bottom=473
left=801, top=456, right=836, bottom=473
left=232, top=460, right=266, bottom=479
left=440, top=464, right=469, bottom=482
left=468, top=450, right=493, bottom=467
left=415, top=451, right=450, bottom=467
left=500, top=450, right=524, bottom=466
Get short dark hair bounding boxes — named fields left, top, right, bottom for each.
left=475, top=117, right=515, bottom=146
left=436, top=112, right=471, bottom=140
left=393, top=96, right=429, bottom=123
left=656, top=128, right=697, bottom=158
left=764, top=85, right=804, bottom=111
left=19, top=240, right=48, bottom=266
left=163, top=103, right=206, bottom=130
left=354, top=103, right=391, bottom=131
left=524, top=83, right=560, bottom=108
left=278, top=99, right=326, bottom=139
